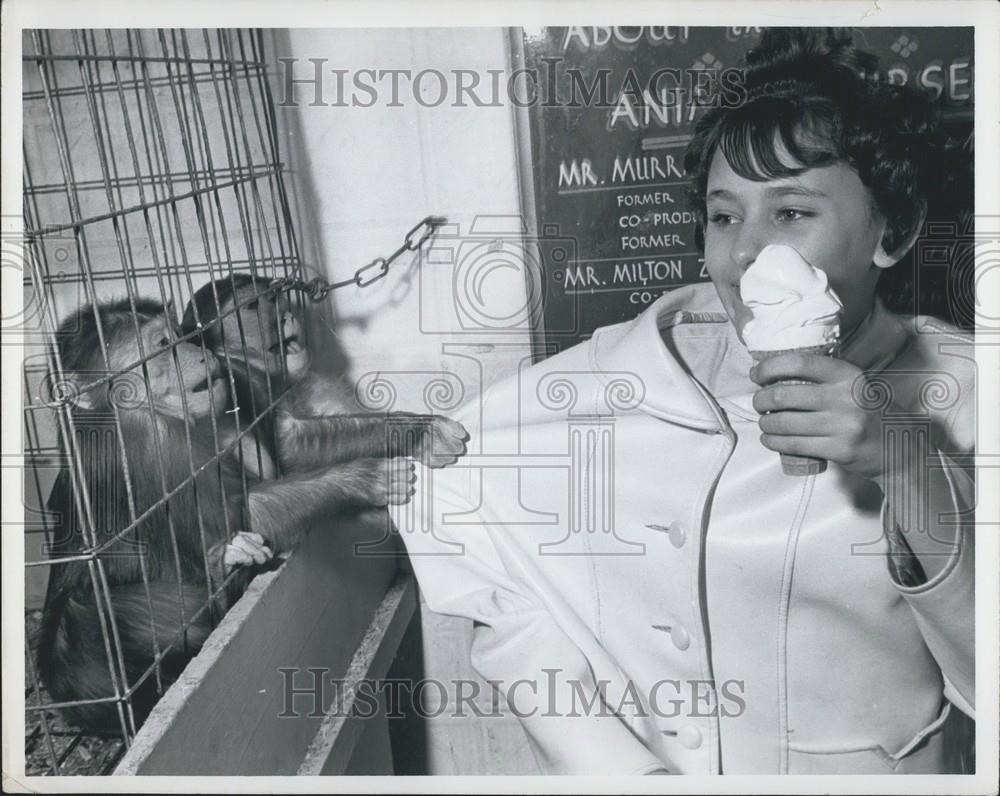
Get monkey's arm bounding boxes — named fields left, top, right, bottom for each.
left=276, top=412, right=467, bottom=473
left=244, top=457, right=414, bottom=552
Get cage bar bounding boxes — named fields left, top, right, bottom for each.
left=23, top=27, right=306, bottom=776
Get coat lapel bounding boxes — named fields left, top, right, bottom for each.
left=589, top=284, right=731, bottom=431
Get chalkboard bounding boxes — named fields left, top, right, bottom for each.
left=510, top=26, right=974, bottom=358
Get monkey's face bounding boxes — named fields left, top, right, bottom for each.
left=105, top=316, right=229, bottom=421
left=215, top=287, right=310, bottom=380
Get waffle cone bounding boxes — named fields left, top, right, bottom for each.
left=750, top=341, right=839, bottom=476
left=749, top=341, right=839, bottom=364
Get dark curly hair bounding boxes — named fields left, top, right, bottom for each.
left=684, top=27, right=967, bottom=318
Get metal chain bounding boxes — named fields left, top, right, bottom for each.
left=270, top=215, right=446, bottom=302
left=34, top=217, right=446, bottom=411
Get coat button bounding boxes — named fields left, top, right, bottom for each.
left=671, top=624, right=691, bottom=651
left=678, top=725, right=703, bottom=750
left=643, top=521, right=686, bottom=547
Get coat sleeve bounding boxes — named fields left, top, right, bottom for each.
left=885, top=448, right=975, bottom=717
left=883, top=382, right=975, bottom=718
left=388, top=461, right=671, bottom=775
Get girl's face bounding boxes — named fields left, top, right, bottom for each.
left=703, top=143, right=889, bottom=344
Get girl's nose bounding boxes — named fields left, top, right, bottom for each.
left=733, top=222, right=768, bottom=271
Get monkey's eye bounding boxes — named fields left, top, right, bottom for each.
left=157, top=336, right=170, bottom=348
left=246, top=300, right=259, bottom=311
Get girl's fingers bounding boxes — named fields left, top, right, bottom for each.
left=750, top=353, right=855, bottom=386
left=752, top=383, right=830, bottom=413
left=757, top=410, right=837, bottom=436
left=759, top=433, right=837, bottom=459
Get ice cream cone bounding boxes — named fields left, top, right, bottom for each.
left=740, top=244, right=844, bottom=476
left=751, top=342, right=839, bottom=476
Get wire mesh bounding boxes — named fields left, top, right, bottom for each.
left=22, top=28, right=305, bottom=775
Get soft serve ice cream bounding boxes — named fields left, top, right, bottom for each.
left=740, top=244, right=843, bottom=353
left=740, top=245, right=843, bottom=476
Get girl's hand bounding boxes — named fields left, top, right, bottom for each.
left=750, top=353, right=889, bottom=482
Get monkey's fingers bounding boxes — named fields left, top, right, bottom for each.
left=223, top=531, right=274, bottom=571
left=423, top=452, right=463, bottom=468
left=420, top=417, right=470, bottom=468
left=281, top=311, right=302, bottom=338
left=385, top=458, right=417, bottom=505
left=436, top=416, right=469, bottom=441
left=425, top=438, right=468, bottom=468
left=222, top=545, right=254, bottom=571
left=240, top=532, right=274, bottom=561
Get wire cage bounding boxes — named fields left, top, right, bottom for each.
left=22, top=28, right=306, bottom=775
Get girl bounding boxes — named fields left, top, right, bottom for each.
left=391, top=28, right=975, bottom=775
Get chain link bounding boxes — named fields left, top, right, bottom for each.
left=270, top=215, right=446, bottom=302
left=35, top=217, right=445, bottom=412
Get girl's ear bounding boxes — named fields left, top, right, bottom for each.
left=873, top=205, right=928, bottom=269
left=872, top=241, right=898, bottom=269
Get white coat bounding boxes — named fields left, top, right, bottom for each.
left=389, top=283, right=975, bottom=775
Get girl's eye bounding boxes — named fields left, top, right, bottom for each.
left=777, top=208, right=813, bottom=222
left=158, top=336, right=170, bottom=348
left=708, top=212, right=737, bottom=226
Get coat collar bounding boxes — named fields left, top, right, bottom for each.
left=589, top=284, right=732, bottom=431
left=589, top=283, right=917, bottom=428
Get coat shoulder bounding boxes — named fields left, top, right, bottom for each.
left=886, top=313, right=975, bottom=454
left=890, top=314, right=974, bottom=390
left=454, top=332, right=605, bottom=432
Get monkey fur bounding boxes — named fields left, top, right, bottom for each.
left=36, top=297, right=425, bottom=734
left=180, top=273, right=469, bottom=476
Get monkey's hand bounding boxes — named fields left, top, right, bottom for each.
left=218, top=531, right=274, bottom=574
left=280, top=312, right=310, bottom=379
left=359, top=456, right=417, bottom=506
left=415, top=416, right=469, bottom=468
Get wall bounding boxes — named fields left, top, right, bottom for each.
left=270, top=28, right=539, bottom=775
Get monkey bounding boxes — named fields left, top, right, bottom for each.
left=35, top=297, right=418, bottom=734
left=180, top=273, right=469, bottom=476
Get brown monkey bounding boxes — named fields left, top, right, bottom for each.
left=36, top=298, right=415, bottom=733
left=181, top=273, right=469, bottom=475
